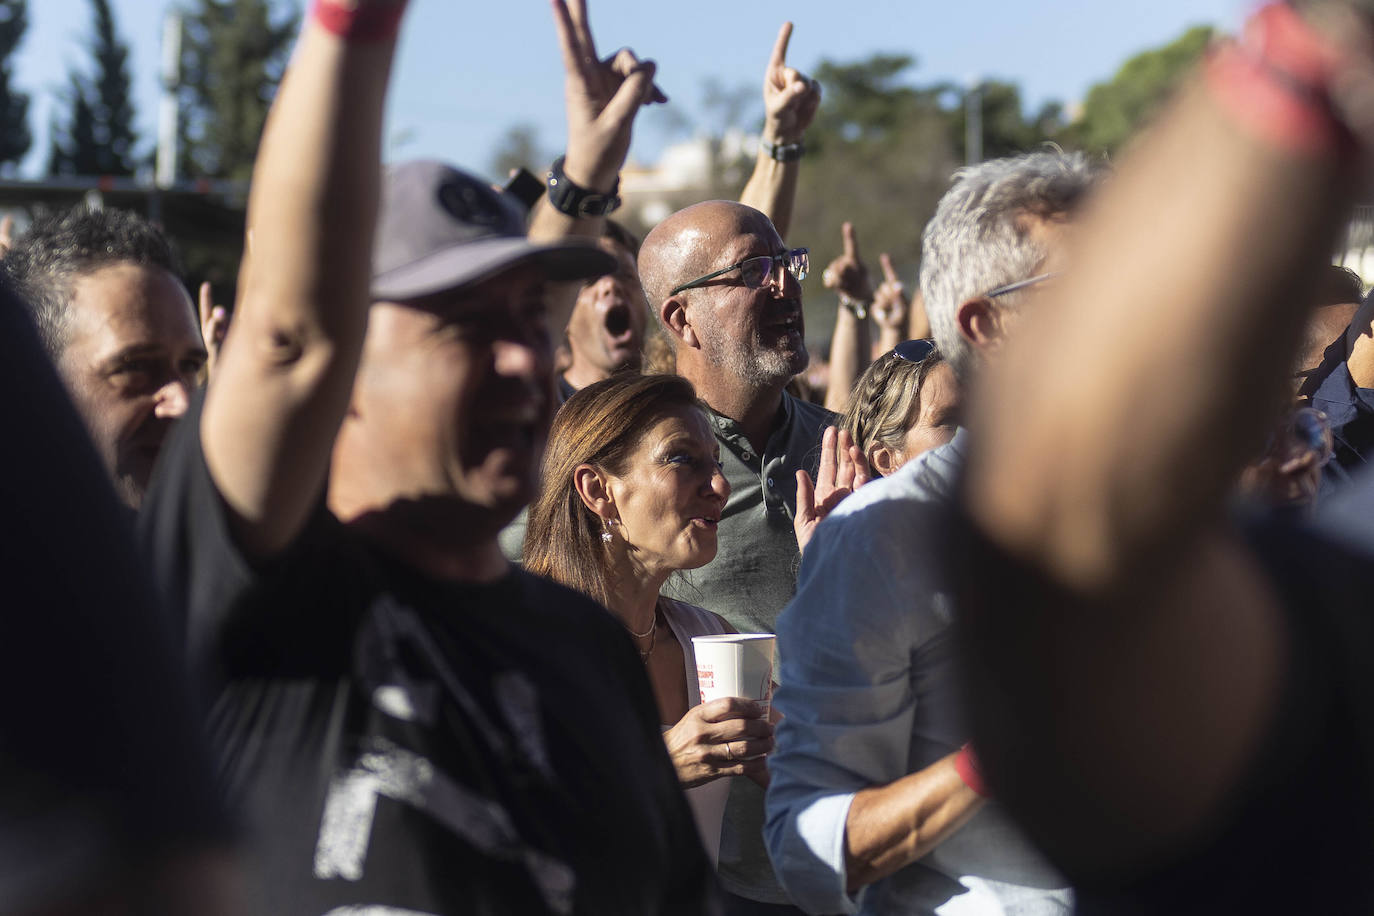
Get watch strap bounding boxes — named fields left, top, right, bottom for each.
left=546, top=156, right=621, bottom=217
left=760, top=139, right=806, bottom=162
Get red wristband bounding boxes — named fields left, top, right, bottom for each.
left=954, top=743, right=992, bottom=798
left=312, top=0, right=408, bottom=43
left=1204, top=3, right=1354, bottom=159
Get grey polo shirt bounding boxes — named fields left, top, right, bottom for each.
left=666, top=389, right=835, bottom=904
left=667, top=391, right=834, bottom=635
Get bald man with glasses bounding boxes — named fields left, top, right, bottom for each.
left=639, top=200, right=838, bottom=914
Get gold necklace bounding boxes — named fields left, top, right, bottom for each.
left=624, top=602, right=659, bottom=662
left=637, top=620, right=657, bottom=662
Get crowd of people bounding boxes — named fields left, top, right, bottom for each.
left=7, top=0, right=1374, bottom=913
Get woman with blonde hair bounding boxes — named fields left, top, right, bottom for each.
left=842, top=339, right=960, bottom=477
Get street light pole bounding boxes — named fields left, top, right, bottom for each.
left=965, top=81, right=983, bottom=166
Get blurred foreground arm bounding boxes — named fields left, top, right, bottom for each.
left=202, top=0, right=404, bottom=558
left=959, top=1, right=1367, bottom=876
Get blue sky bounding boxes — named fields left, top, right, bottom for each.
left=19, top=0, right=1249, bottom=181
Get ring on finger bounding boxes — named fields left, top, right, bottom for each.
left=725, top=741, right=735, bottom=761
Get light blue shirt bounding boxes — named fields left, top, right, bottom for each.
left=765, top=431, right=1072, bottom=915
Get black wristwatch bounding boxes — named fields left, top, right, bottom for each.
left=546, top=156, right=621, bottom=217
left=760, top=139, right=806, bottom=162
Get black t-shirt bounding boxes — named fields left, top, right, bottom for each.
left=946, top=500, right=1374, bottom=913
left=140, top=395, right=716, bottom=915
left=0, top=295, right=227, bottom=908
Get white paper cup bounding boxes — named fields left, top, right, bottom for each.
left=691, top=634, right=775, bottom=714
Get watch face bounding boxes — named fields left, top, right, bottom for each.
left=578, top=195, right=620, bottom=217
left=547, top=159, right=620, bottom=217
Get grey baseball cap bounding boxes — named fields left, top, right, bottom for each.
left=371, top=160, right=616, bottom=300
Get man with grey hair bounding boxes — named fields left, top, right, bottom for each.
left=765, top=150, right=1099, bottom=916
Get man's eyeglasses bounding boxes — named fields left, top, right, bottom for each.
left=670, top=248, right=809, bottom=296
left=891, top=338, right=936, bottom=363
left=984, top=271, right=1060, bottom=299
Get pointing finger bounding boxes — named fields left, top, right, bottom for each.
left=769, top=22, right=793, bottom=72
left=880, top=253, right=900, bottom=285
left=841, top=221, right=861, bottom=261
left=199, top=281, right=214, bottom=328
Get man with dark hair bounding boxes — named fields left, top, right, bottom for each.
left=5, top=205, right=204, bottom=507
left=558, top=219, right=648, bottom=399
left=0, top=276, right=238, bottom=915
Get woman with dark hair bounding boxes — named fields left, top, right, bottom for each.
left=525, top=373, right=772, bottom=866
left=842, top=339, right=961, bottom=477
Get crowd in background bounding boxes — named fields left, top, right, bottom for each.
left=6, top=1, right=1374, bottom=914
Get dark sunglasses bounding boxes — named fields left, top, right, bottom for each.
left=670, top=248, right=809, bottom=296
left=891, top=338, right=936, bottom=363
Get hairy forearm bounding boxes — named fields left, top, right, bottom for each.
left=906, top=293, right=930, bottom=341
left=875, top=322, right=903, bottom=356
left=843, top=754, right=984, bottom=893
left=237, top=25, right=394, bottom=351
left=528, top=196, right=605, bottom=332
left=207, top=16, right=398, bottom=556
left=824, top=307, right=870, bottom=413
left=740, top=153, right=800, bottom=240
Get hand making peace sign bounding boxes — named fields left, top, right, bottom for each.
left=551, top=0, right=666, bottom=191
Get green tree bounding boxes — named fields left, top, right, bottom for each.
left=809, top=54, right=938, bottom=151
left=0, top=0, right=30, bottom=172
left=178, top=0, right=298, bottom=180
left=49, top=0, right=137, bottom=176
left=1061, top=25, right=1213, bottom=154
left=788, top=54, right=956, bottom=340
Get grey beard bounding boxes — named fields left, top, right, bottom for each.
left=703, top=334, right=808, bottom=388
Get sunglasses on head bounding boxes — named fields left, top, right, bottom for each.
left=891, top=338, right=936, bottom=363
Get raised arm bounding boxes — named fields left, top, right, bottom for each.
left=202, top=1, right=405, bottom=558
left=739, top=22, right=820, bottom=239
left=872, top=254, right=911, bottom=355
left=527, top=0, right=662, bottom=329
left=821, top=222, right=873, bottom=412
left=959, top=1, right=1369, bottom=874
